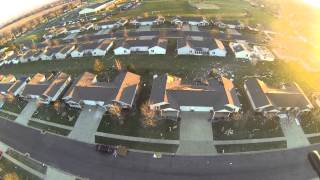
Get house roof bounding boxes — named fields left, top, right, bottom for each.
left=21, top=73, right=52, bottom=97
left=63, top=71, right=140, bottom=106
left=96, top=40, right=113, bottom=50
left=177, top=38, right=224, bottom=50
left=150, top=74, right=241, bottom=111
left=244, top=78, right=313, bottom=110
left=116, top=38, right=167, bottom=49
left=77, top=41, right=101, bottom=52
left=173, top=16, right=205, bottom=22
left=135, top=16, right=158, bottom=22
left=42, top=72, right=71, bottom=98
left=45, top=46, right=65, bottom=56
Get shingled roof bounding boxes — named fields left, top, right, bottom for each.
left=244, top=78, right=313, bottom=111
left=63, top=71, right=140, bottom=107
left=150, top=74, right=241, bottom=111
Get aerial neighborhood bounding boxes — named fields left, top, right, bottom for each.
left=0, top=1, right=319, bottom=178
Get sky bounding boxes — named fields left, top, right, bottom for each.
left=0, top=0, right=57, bottom=26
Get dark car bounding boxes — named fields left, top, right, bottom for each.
left=308, top=150, right=320, bottom=176
left=95, top=144, right=115, bottom=154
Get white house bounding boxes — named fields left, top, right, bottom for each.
left=229, top=42, right=251, bottom=60
left=177, top=38, right=227, bottom=57
left=92, top=40, right=114, bottom=56
left=79, top=0, right=116, bottom=16
left=43, top=27, right=67, bottom=40
left=20, top=50, right=42, bottom=63
left=95, top=19, right=127, bottom=30
left=0, top=75, right=28, bottom=96
left=171, top=16, right=209, bottom=26
left=63, top=71, right=141, bottom=110
left=67, top=24, right=82, bottom=34
left=130, top=16, right=165, bottom=26
left=114, top=38, right=167, bottom=55
left=214, top=20, right=244, bottom=29
left=40, top=46, right=64, bottom=60
left=149, top=74, right=241, bottom=121
left=55, top=45, right=75, bottom=59
left=252, top=46, right=275, bottom=61
left=71, top=41, right=101, bottom=58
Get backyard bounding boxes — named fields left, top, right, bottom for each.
left=0, top=97, right=28, bottom=114
left=300, top=109, right=320, bottom=134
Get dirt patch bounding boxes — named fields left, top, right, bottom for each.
left=188, top=0, right=221, bottom=10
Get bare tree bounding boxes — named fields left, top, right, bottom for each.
left=140, top=101, right=157, bottom=128
left=109, top=104, right=124, bottom=124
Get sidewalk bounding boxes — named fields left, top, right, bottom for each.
left=95, top=132, right=180, bottom=145
left=45, top=166, right=79, bottom=180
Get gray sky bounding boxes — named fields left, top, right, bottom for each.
left=0, top=0, right=57, bottom=26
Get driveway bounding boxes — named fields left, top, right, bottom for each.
left=15, top=100, right=39, bottom=126
left=279, top=114, right=310, bottom=148
left=68, top=106, right=105, bottom=144
left=177, top=112, right=217, bottom=155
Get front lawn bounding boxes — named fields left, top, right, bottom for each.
left=1, top=97, right=28, bottom=114
left=0, top=157, right=42, bottom=180
left=215, top=141, right=287, bottom=153
left=32, top=101, right=80, bottom=127
left=300, top=109, right=320, bottom=134
left=213, top=113, right=283, bottom=140
left=6, top=149, right=47, bottom=174
left=95, top=136, right=179, bottom=153
left=28, top=120, right=71, bottom=136
left=0, top=111, right=18, bottom=121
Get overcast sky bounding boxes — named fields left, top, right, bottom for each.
left=0, top=0, right=57, bottom=26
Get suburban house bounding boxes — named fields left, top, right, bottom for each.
left=71, top=41, right=101, bottom=58
left=130, top=16, right=165, bottom=26
left=177, top=38, right=227, bottom=57
left=0, top=75, right=29, bottom=96
left=63, top=71, right=141, bottom=110
left=55, top=45, right=75, bottom=59
left=252, top=46, right=275, bottom=61
left=91, top=40, right=114, bottom=56
left=40, top=46, right=64, bottom=60
left=79, top=0, right=116, bottom=16
left=20, top=72, right=71, bottom=103
left=149, top=74, right=241, bottom=121
left=40, top=72, right=72, bottom=104
left=20, top=50, right=42, bottom=63
left=229, top=42, right=252, bottom=60
left=43, top=27, right=67, bottom=39
left=171, top=16, right=209, bottom=26
left=244, top=78, right=313, bottom=115
left=113, top=38, right=167, bottom=55
left=95, top=19, right=128, bottom=30
left=66, top=24, right=82, bottom=34
left=214, top=20, right=244, bottom=29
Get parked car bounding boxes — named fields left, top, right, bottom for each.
left=308, top=150, right=320, bottom=176
left=95, top=144, right=115, bottom=154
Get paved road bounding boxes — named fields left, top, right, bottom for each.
left=0, top=117, right=318, bottom=180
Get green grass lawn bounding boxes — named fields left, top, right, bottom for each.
left=32, top=101, right=80, bottom=127
left=308, top=136, right=320, bottom=144
left=0, top=157, right=42, bottom=180
left=212, top=115, right=283, bottom=140
left=95, top=136, right=179, bottom=153
left=28, top=120, right=71, bottom=136
left=215, top=141, right=287, bottom=153
left=0, top=111, right=17, bottom=121
left=6, top=149, right=47, bottom=174
left=112, top=0, right=274, bottom=25
left=1, top=98, right=28, bottom=114
left=300, top=109, right=320, bottom=134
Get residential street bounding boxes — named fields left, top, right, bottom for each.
left=0, top=117, right=318, bottom=180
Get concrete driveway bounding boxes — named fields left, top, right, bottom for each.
left=68, top=106, right=105, bottom=144
left=177, top=112, right=217, bottom=155
left=15, top=100, right=39, bottom=126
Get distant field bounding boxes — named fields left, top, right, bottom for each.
left=113, top=0, right=274, bottom=25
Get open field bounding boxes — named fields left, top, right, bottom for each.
left=112, top=0, right=274, bottom=25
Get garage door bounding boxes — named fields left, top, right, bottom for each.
left=180, top=106, right=213, bottom=112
